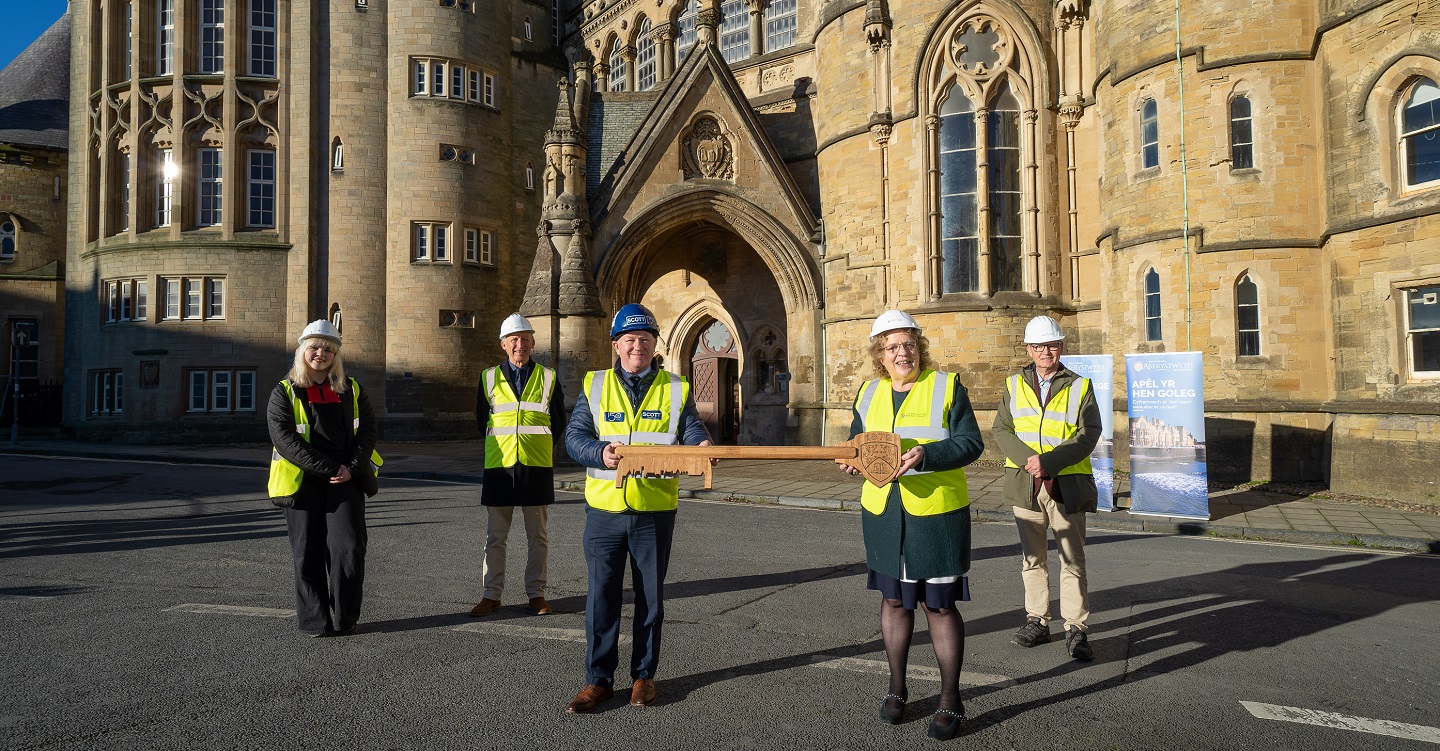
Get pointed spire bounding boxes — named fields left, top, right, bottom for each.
left=546, top=78, right=581, bottom=147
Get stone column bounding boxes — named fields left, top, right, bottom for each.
left=697, top=8, right=719, bottom=45
left=654, top=23, right=675, bottom=81
left=746, top=0, right=764, bottom=57
left=621, top=46, right=637, bottom=91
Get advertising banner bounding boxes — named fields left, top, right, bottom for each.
left=1063, top=355, right=1116, bottom=512
left=1125, top=352, right=1209, bottom=519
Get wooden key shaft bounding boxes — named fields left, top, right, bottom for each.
left=613, top=431, right=903, bottom=489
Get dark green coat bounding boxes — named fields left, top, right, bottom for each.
left=851, top=378, right=985, bottom=580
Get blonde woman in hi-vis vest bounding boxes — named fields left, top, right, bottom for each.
left=843, top=310, right=984, bottom=741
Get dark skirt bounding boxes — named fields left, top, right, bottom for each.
left=867, top=569, right=971, bottom=611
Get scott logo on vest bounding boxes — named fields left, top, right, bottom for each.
left=604, top=412, right=625, bottom=422
left=640, top=410, right=663, bottom=420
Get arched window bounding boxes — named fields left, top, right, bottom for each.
left=937, top=81, right=1023, bottom=294
left=0, top=216, right=16, bottom=260
left=332, top=138, right=344, bottom=172
left=525, top=162, right=535, bottom=190
left=1401, top=77, right=1440, bottom=188
left=765, top=0, right=797, bottom=52
left=1140, top=98, right=1159, bottom=169
left=636, top=18, right=656, bottom=91
left=938, top=86, right=977, bottom=293
left=608, top=40, right=628, bottom=92
left=1236, top=273, right=1260, bottom=356
left=675, top=0, right=699, bottom=64
left=988, top=82, right=1022, bottom=292
left=523, top=16, right=533, bottom=40
left=1230, top=95, right=1253, bottom=169
left=1144, top=268, right=1162, bottom=342
left=718, top=0, right=750, bottom=63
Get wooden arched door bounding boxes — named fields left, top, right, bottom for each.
left=690, top=319, right=739, bottom=444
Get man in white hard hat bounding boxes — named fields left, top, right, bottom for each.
left=471, top=313, right=565, bottom=617
left=991, top=315, right=1103, bottom=661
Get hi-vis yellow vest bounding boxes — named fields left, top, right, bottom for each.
left=583, top=368, right=690, bottom=513
left=267, top=378, right=384, bottom=498
left=482, top=364, right=556, bottom=469
left=855, top=369, right=969, bottom=516
left=1003, top=372, right=1093, bottom=476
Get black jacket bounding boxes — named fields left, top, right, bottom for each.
left=267, top=378, right=380, bottom=497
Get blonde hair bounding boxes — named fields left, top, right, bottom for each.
left=286, top=337, right=348, bottom=392
left=868, top=329, right=936, bottom=379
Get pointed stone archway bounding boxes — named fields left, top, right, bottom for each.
left=601, top=208, right=805, bottom=445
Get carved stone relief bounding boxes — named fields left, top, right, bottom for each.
left=681, top=116, right=734, bottom=181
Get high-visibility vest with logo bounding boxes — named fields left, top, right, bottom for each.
left=1002, top=372, right=1093, bottom=476
left=482, top=363, right=556, bottom=469
left=267, top=378, right=384, bottom=498
left=583, top=368, right=690, bottom=513
left=854, top=369, right=970, bottom=516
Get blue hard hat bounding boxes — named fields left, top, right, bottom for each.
left=611, top=303, right=659, bottom=339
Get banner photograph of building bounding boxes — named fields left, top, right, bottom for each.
left=4, top=0, right=1431, bottom=502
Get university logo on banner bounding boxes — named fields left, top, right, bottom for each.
left=1063, top=355, right=1116, bottom=512
left=1124, top=352, right=1209, bottom=519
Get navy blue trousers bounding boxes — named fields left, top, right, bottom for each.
left=582, top=506, right=676, bottom=687
left=283, top=477, right=366, bottom=634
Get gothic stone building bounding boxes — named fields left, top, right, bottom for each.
left=67, top=0, right=1440, bottom=503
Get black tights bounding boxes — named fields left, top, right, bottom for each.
left=880, top=597, right=966, bottom=712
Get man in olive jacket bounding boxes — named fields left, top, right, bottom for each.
left=992, top=316, right=1103, bottom=661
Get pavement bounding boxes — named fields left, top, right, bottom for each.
left=3, top=438, right=1438, bottom=554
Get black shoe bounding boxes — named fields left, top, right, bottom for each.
left=1010, top=617, right=1050, bottom=648
left=334, top=624, right=358, bottom=637
left=301, top=627, right=334, bottom=638
left=1066, top=627, right=1093, bottom=661
left=879, top=692, right=906, bottom=724
left=926, top=706, right=965, bottom=741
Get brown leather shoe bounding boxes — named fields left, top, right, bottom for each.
left=468, top=598, right=501, bottom=617
left=528, top=596, right=552, bottom=615
left=565, top=684, right=614, bottom=714
left=630, top=678, right=657, bottom=707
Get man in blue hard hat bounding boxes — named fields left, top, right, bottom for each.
left=562, top=303, right=712, bottom=713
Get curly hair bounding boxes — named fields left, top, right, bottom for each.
left=868, top=329, right=935, bottom=379
left=286, top=337, right=348, bottom=392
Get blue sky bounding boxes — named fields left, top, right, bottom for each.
left=1, top=1, right=68, bottom=71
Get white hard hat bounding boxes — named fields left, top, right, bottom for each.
left=1023, top=316, right=1065, bottom=344
left=499, top=313, right=534, bottom=340
left=298, top=319, right=342, bottom=346
left=869, top=309, right=920, bottom=338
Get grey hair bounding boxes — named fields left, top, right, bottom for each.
left=286, top=337, right=348, bottom=392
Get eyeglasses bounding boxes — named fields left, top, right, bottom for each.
left=1027, top=343, right=1061, bottom=352
left=883, top=342, right=918, bottom=355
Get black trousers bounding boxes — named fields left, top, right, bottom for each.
left=283, top=477, right=367, bottom=633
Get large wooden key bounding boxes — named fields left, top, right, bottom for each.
left=613, top=431, right=903, bottom=489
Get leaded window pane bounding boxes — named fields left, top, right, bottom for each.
left=719, top=0, right=750, bottom=63
left=987, top=84, right=1022, bottom=292
left=636, top=19, right=656, bottom=91
left=765, top=0, right=797, bottom=52
left=676, top=0, right=699, bottom=64
left=939, top=84, right=978, bottom=293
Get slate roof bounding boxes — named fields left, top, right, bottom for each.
left=586, top=92, right=659, bottom=200
left=0, top=13, right=71, bottom=151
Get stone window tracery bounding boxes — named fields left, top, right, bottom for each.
left=1401, top=78, right=1440, bottom=189
left=0, top=216, right=16, bottom=261
left=924, top=10, right=1045, bottom=297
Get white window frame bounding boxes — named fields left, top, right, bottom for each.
left=1230, top=95, right=1254, bottom=170
left=413, top=222, right=452, bottom=263
left=484, top=72, right=496, bottom=107
left=207, top=278, right=225, bottom=319
left=1401, top=78, right=1440, bottom=190
left=124, top=2, right=133, bottom=79
left=718, top=0, right=750, bottom=63
left=237, top=370, right=256, bottom=411
left=198, top=147, right=223, bottom=227
left=414, top=59, right=429, bottom=95
left=480, top=228, right=496, bottom=266
left=451, top=64, right=465, bottom=100
left=155, top=149, right=174, bottom=228
left=525, top=162, right=534, bottom=190
left=157, top=0, right=175, bottom=75
left=92, top=370, right=124, bottom=415
left=468, top=68, right=481, bottom=101
left=1236, top=274, right=1260, bottom=357
left=464, top=227, right=479, bottom=263
left=608, top=44, right=627, bottom=92
left=247, top=149, right=276, bottom=227
left=161, top=276, right=224, bottom=320
left=186, top=368, right=256, bottom=412
left=119, top=152, right=131, bottom=231
left=636, top=19, right=656, bottom=91
left=764, top=0, right=797, bottom=53
left=199, top=0, right=225, bottom=74
left=1406, top=285, right=1440, bottom=378
left=1140, top=98, right=1159, bottom=170
left=212, top=370, right=232, bottom=411
left=248, top=0, right=277, bottom=77
left=164, top=277, right=181, bottom=319
left=432, top=61, right=447, bottom=97
left=1144, top=269, right=1162, bottom=342
left=188, top=370, right=208, bottom=412
left=184, top=278, right=203, bottom=318
left=524, top=16, right=533, bottom=40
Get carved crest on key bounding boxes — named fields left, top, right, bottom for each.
left=614, top=431, right=903, bottom=489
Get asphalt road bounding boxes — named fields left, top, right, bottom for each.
left=1, top=454, right=1438, bottom=750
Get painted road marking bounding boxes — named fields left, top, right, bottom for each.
left=1241, top=701, right=1440, bottom=744
left=809, top=656, right=1015, bottom=687
left=452, top=622, right=631, bottom=645
left=0, top=594, right=56, bottom=602
left=165, top=603, right=295, bottom=618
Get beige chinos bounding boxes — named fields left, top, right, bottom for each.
left=1013, top=485, right=1088, bottom=632
left=481, top=505, right=550, bottom=600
